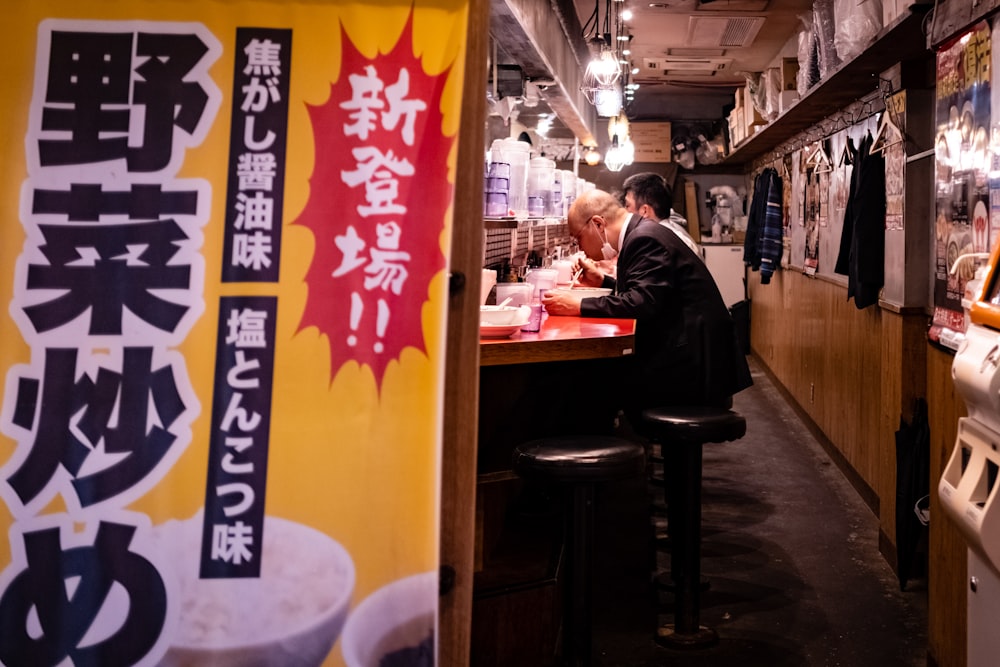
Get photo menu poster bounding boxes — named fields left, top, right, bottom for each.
left=930, top=20, right=991, bottom=346
left=0, top=1, right=469, bottom=665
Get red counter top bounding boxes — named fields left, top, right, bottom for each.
left=479, top=315, right=636, bottom=367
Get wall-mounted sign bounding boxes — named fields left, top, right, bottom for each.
left=630, top=122, right=672, bottom=162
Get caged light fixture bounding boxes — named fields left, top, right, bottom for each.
left=581, top=49, right=622, bottom=117
left=585, top=48, right=621, bottom=89
left=604, top=135, right=627, bottom=172
left=580, top=0, right=632, bottom=117
left=605, top=112, right=633, bottom=171
left=592, top=85, right=623, bottom=117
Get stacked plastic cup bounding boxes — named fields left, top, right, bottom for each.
left=485, top=145, right=510, bottom=217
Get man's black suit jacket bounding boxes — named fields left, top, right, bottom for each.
left=580, top=215, right=752, bottom=409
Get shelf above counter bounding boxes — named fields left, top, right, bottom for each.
left=484, top=216, right=567, bottom=229
left=724, top=6, right=933, bottom=168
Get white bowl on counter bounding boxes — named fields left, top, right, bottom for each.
left=546, top=287, right=612, bottom=305
left=480, top=305, right=529, bottom=325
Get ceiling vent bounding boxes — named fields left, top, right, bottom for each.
left=641, top=57, right=733, bottom=79
left=667, top=48, right=727, bottom=58
left=687, top=15, right=765, bottom=48
left=696, top=0, right=770, bottom=11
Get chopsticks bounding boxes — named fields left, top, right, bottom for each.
left=569, top=268, right=583, bottom=287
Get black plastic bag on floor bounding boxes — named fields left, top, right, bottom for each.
left=895, top=397, right=930, bottom=591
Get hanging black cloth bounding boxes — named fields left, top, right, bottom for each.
left=895, top=397, right=929, bottom=591
left=834, top=137, right=860, bottom=276
left=835, top=132, right=885, bottom=309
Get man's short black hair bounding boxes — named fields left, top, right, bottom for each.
left=622, top=172, right=673, bottom=220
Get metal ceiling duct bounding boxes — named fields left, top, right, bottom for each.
left=489, top=0, right=598, bottom=147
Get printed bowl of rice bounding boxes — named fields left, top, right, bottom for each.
left=154, top=514, right=355, bottom=667
left=340, top=571, right=437, bottom=667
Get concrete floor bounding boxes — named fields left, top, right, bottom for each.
left=588, top=358, right=929, bottom=667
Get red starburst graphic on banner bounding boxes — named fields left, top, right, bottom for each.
left=296, top=16, right=453, bottom=387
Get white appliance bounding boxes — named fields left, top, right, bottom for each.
left=702, top=244, right=746, bottom=308
left=939, top=257, right=1000, bottom=666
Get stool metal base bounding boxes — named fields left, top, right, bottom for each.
left=656, top=624, right=719, bottom=649
left=655, top=571, right=710, bottom=593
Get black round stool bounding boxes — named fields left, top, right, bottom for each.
left=513, top=435, right=645, bottom=667
left=641, top=405, right=746, bottom=649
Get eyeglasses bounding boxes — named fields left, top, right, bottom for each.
left=569, top=217, right=594, bottom=245
left=571, top=217, right=594, bottom=244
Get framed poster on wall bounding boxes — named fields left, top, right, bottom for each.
left=930, top=20, right=991, bottom=347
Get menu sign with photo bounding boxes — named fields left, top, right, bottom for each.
left=930, top=21, right=991, bottom=347
left=0, top=2, right=468, bottom=665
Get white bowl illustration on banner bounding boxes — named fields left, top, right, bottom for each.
left=340, top=571, right=437, bottom=667
left=155, top=514, right=354, bottom=667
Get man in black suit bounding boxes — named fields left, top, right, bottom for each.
left=621, top=171, right=700, bottom=256
left=544, top=189, right=751, bottom=413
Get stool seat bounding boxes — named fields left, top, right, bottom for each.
left=642, top=406, right=746, bottom=444
left=512, top=435, right=645, bottom=666
left=513, top=435, right=646, bottom=483
left=641, top=405, right=747, bottom=650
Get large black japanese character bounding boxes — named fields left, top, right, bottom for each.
left=41, top=31, right=210, bottom=171
left=8, top=347, right=186, bottom=508
left=0, top=521, right=167, bottom=666
left=24, top=219, right=191, bottom=335
left=32, top=183, right=199, bottom=222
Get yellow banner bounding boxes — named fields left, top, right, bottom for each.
left=0, top=1, right=468, bottom=665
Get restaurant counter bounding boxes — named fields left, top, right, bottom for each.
left=472, top=313, right=636, bottom=665
left=477, top=313, right=636, bottom=472
left=480, top=314, right=636, bottom=366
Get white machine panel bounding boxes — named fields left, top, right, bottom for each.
left=969, top=551, right=1000, bottom=667
left=702, top=245, right=746, bottom=308
left=952, top=324, right=1000, bottom=435
left=944, top=320, right=1000, bottom=666
left=939, top=417, right=1000, bottom=565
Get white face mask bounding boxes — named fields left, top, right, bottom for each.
left=599, top=225, right=618, bottom=260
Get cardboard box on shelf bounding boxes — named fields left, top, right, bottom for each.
left=683, top=181, right=700, bottom=238
left=779, top=90, right=799, bottom=113
left=781, top=58, right=799, bottom=91
left=728, top=109, right=743, bottom=146
left=743, top=85, right=765, bottom=130
left=883, top=0, right=900, bottom=26
left=883, top=0, right=925, bottom=31
left=764, top=67, right=780, bottom=119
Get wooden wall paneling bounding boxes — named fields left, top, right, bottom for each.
left=926, top=345, right=968, bottom=667
left=439, top=0, right=488, bottom=663
left=749, top=271, right=884, bottom=495
left=747, top=268, right=782, bottom=368
left=875, top=311, right=898, bottom=562
left=877, top=311, right=902, bottom=559
left=796, top=272, right=825, bottom=425
left=816, top=280, right=881, bottom=485
left=875, top=310, right=929, bottom=566
left=751, top=271, right=967, bottom=667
